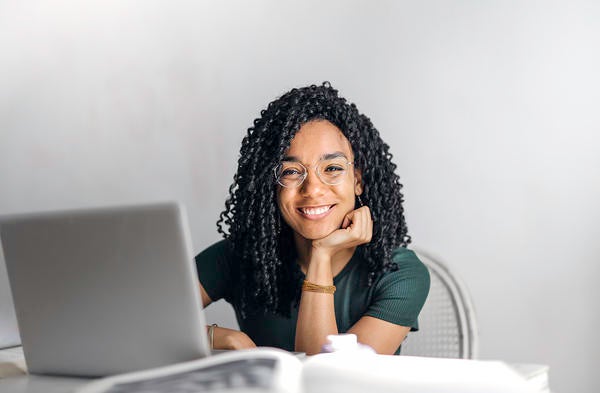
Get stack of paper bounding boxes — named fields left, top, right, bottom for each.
left=303, top=353, right=540, bottom=393
left=510, top=363, right=550, bottom=393
left=0, top=346, right=26, bottom=378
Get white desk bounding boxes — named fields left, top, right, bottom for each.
left=0, top=374, right=89, bottom=393
left=0, top=347, right=550, bottom=393
left=0, top=346, right=90, bottom=393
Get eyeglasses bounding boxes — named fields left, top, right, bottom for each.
left=273, top=158, right=354, bottom=188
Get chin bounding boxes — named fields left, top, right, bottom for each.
left=297, top=225, right=339, bottom=241
left=300, top=232, right=329, bottom=241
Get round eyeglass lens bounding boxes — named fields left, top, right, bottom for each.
left=316, top=158, right=350, bottom=185
left=274, top=162, right=306, bottom=188
left=274, top=158, right=352, bottom=188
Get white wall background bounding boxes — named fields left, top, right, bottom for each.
left=1, top=1, right=599, bottom=392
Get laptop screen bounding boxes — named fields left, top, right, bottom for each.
left=0, top=202, right=209, bottom=376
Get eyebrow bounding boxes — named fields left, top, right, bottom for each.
left=282, top=151, right=349, bottom=162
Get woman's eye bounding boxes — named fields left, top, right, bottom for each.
left=324, top=165, right=344, bottom=172
left=282, top=168, right=301, bottom=176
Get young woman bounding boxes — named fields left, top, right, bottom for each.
left=196, top=82, right=430, bottom=355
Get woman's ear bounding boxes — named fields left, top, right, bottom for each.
left=354, top=168, right=363, bottom=195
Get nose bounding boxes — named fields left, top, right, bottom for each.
left=299, top=167, right=326, bottom=197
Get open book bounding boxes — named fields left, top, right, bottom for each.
left=76, top=348, right=302, bottom=393
left=76, top=347, right=544, bottom=393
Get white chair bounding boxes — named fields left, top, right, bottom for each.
left=400, top=249, right=479, bottom=359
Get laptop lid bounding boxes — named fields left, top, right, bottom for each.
left=0, top=246, right=21, bottom=349
left=0, top=202, right=210, bottom=376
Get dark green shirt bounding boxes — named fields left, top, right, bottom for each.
left=195, top=240, right=430, bottom=354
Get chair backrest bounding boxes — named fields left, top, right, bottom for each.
left=400, top=249, right=478, bottom=359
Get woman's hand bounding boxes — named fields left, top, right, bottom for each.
left=212, top=326, right=257, bottom=350
left=311, top=205, right=373, bottom=257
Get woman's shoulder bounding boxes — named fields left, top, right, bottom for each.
left=194, top=238, right=235, bottom=261
left=194, top=239, right=238, bottom=301
left=391, top=247, right=428, bottom=271
left=374, top=247, right=431, bottom=294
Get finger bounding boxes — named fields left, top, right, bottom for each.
left=359, top=207, right=365, bottom=240
left=341, top=210, right=355, bottom=230
left=361, top=207, right=370, bottom=242
left=357, top=206, right=371, bottom=243
left=364, top=207, right=373, bottom=242
left=349, top=210, right=366, bottom=243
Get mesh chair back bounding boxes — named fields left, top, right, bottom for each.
left=400, top=250, right=478, bottom=359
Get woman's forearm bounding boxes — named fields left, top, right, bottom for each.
left=211, top=326, right=256, bottom=350
left=294, top=253, right=338, bottom=354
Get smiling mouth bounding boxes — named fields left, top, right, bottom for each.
left=297, top=204, right=335, bottom=218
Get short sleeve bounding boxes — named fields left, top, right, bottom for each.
left=194, top=239, right=235, bottom=303
left=364, top=248, right=430, bottom=331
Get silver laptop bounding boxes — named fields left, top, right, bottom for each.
left=0, top=202, right=210, bottom=377
left=0, top=246, right=21, bottom=349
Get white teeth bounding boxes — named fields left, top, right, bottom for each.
left=301, top=206, right=331, bottom=215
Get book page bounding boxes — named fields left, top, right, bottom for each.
left=77, top=348, right=302, bottom=393
left=105, top=358, right=278, bottom=393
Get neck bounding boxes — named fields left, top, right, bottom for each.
left=293, top=232, right=356, bottom=277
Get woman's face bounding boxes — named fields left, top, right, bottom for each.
left=276, top=120, right=362, bottom=241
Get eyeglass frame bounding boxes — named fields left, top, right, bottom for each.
left=273, top=157, right=355, bottom=188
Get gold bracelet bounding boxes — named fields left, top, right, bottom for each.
left=302, top=280, right=336, bottom=294
left=208, top=323, right=218, bottom=349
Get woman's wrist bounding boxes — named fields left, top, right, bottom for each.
left=308, top=242, right=331, bottom=257
left=207, top=323, right=218, bottom=349
left=302, top=279, right=336, bottom=294
left=209, top=326, right=257, bottom=350
left=305, top=255, right=334, bottom=285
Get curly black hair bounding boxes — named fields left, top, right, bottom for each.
left=217, top=82, right=410, bottom=318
